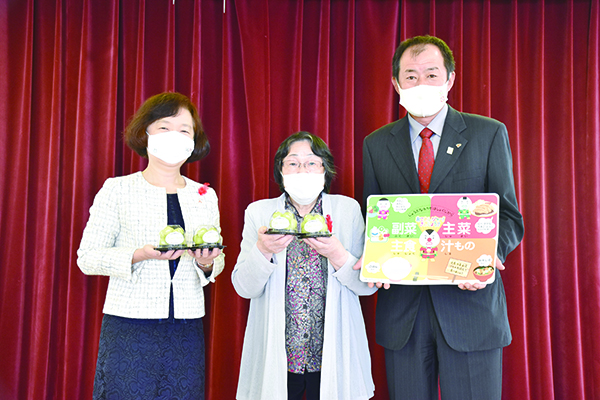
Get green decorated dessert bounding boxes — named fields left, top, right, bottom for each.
left=159, top=225, right=186, bottom=246
left=193, top=226, right=222, bottom=246
left=269, top=211, right=298, bottom=232
left=300, top=213, right=328, bottom=234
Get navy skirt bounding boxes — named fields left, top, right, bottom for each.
left=93, top=315, right=205, bottom=400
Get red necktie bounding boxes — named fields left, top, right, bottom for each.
left=418, top=128, right=434, bottom=193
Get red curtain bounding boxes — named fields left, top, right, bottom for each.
left=1, top=0, right=599, bottom=399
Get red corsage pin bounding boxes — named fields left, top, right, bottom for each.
left=198, top=183, right=210, bottom=202
left=326, top=215, right=333, bottom=233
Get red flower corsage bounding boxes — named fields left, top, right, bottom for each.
left=326, top=214, right=333, bottom=233
left=198, top=183, right=210, bottom=202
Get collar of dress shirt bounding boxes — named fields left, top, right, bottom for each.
left=408, top=103, right=449, bottom=143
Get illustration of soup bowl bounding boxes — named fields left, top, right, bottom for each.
left=473, top=266, right=495, bottom=282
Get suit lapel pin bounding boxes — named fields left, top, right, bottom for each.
left=456, top=143, right=462, bottom=148
left=447, top=147, right=454, bottom=155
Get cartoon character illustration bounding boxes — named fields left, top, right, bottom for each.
left=457, top=196, right=472, bottom=220
left=369, top=226, right=389, bottom=243
left=419, top=229, right=440, bottom=261
left=377, top=198, right=391, bottom=219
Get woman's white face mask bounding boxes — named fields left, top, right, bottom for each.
left=283, top=173, right=325, bottom=205
left=147, top=131, right=195, bottom=165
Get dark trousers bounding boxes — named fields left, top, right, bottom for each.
left=287, top=370, right=321, bottom=400
left=384, top=288, right=503, bottom=400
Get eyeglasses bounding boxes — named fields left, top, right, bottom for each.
left=282, top=159, right=324, bottom=172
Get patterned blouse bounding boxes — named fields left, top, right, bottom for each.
left=284, top=194, right=328, bottom=374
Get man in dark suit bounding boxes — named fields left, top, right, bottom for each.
left=361, top=35, right=524, bottom=400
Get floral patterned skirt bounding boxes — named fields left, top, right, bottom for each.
left=93, top=314, right=205, bottom=400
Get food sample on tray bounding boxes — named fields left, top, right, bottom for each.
left=193, top=226, right=223, bottom=247
left=266, top=210, right=298, bottom=234
left=299, top=213, right=331, bottom=237
left=159, top=225, right=186, bottom=247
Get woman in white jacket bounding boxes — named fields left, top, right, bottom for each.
left=78, top=92, right=224, bottom=399
left=232, top=132, right=376, bottom=400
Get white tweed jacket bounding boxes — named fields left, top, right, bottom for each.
left=77, top=171, right=225, bottom=319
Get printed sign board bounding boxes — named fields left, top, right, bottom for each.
left=360, top=193, right=499, bottom=285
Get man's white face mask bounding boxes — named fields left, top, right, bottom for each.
left=398, top=81, right=450, bottom=118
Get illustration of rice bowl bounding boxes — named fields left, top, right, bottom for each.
left=381, top=257, right=412, bottom=282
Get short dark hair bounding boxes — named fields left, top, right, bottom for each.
left=273, top=131, right=336, bottom=193
left=392, top=35, right=455, bottom=81
left=124, top=92, right=210, bottom=163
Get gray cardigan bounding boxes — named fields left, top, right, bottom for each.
left=232, top=193, right=375, bottom=400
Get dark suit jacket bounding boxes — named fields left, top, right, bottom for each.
left=363, top=106, right=524, bottom=352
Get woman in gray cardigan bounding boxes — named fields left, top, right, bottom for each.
left=232, top=132, right=376, bottom=400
